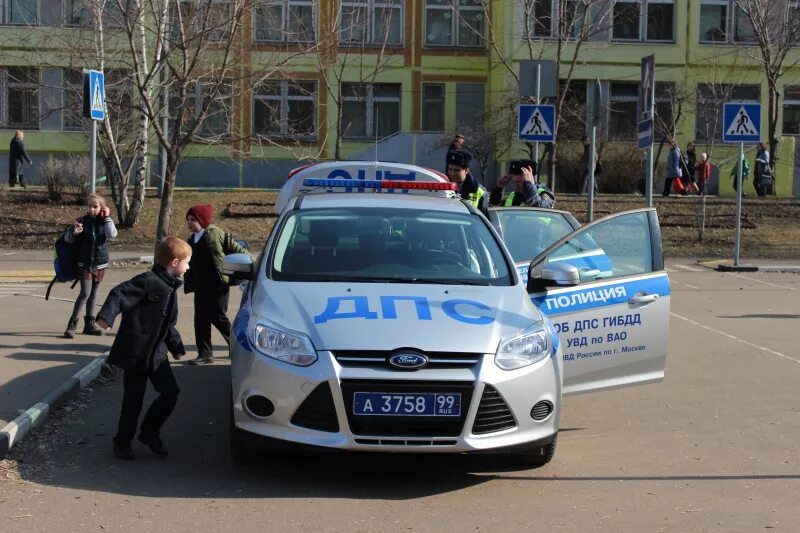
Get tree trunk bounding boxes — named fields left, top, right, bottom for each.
left=125, top=110, right=150, bottom=228
left=155, top=154, right=179, bottom=246
left=334, top=97, right=343, bottom=160
left=768, top=85, right=779, bottom=171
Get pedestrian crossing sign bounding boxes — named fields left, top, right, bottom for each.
left=519, top=104, right=555, bottom=142
left=83, top=69, right=105, bottom=121
left=722, top=103, right=760, bottom=143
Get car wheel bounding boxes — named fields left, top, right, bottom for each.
left=229, top=394, right=256, bottom=465
left=512, top=435, right=557, bottom=468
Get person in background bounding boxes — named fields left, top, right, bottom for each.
left=184, top=204, right=249, bottom=365
left=445, top=149, right=488, bottom=216
left=490, top=160, right=555, bottom=208
left=663, top=139, right=682, bottom=196
left=731, top=153, right=750, bottom=196
left=448, top=133, right=466, bottom=152
left=8, top=130, right=32, bottom=188
left=754, top=142, right=771, bottom=197
left=682, top=141, right=697, bottom=194
left=63, top=193, right=117, bottom=338
left=695, top=152, right=712, bottom=196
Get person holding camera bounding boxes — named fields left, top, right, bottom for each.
left=63, top=193, right=118, bottom=338
left=491, top=160, right=555, bottom=208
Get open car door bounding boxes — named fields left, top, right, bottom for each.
left=526, top=208, right=670, bottom=395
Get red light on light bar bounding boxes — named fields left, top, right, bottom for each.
left=287, top=163, right=317, bottom=179
left=379, top=180, right=458, bottom=191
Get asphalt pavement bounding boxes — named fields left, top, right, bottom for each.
left=1, top=253, right=799, bottom=531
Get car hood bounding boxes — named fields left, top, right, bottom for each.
left=249, top=281, right=544, bottom=354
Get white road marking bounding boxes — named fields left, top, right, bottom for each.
left=671, top=312, right=799, bottom=365
left=724, top=272, right=799, bottom=291
left=672, top=264, right=703, bottom=272
left=685, top=284, right=700, bottom=290
left=665, top=267, right=676, bottom=273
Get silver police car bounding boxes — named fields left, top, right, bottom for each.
left=223, top=162, right=670, bottom=467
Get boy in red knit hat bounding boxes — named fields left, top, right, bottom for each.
left=184, top=204, right=249, bottom=365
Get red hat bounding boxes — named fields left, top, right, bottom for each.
left=187, top=204, right=213, bottom=228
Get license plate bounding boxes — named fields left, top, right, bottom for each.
left=353, top=392, right=461, bottom=417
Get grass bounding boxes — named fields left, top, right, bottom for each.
left=2, top=187, right=799, bottom=260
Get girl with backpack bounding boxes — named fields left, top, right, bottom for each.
left=63, top=193, right=117, bottom=338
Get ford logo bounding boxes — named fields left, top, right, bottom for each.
left=388, top=353, right=429, bottom=370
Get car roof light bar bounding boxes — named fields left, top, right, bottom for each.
left=302, top=178, right=458, bottom=191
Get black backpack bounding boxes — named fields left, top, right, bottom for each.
left=46, top=228, right=80, bottom=300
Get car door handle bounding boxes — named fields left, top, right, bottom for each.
left=628, top=293, right=659, bottom=305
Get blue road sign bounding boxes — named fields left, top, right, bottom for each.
left=519, top=104, right=555, bottom=142
left=88, top=70, right=105, bottom=121
left=722, top=103, right=760, bottom=143
left=638, top=119, right=653, bottom=149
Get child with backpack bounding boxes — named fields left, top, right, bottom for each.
left=63, top=193, right=117, bottom=338
left=183, top=204, right=249, bottom=365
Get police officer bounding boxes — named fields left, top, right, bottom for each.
left=490, top=160, right=555, bottom=208
left=446, top=149, right=488, bottom=215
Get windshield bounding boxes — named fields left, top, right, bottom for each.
left=270, top=207, right=514, bottom=285
left=495, top=210, right=576, bottom=264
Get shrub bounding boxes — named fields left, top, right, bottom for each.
left=555, top=141, right=646, bottom=193
left=39, top=155, right=93, bottom=204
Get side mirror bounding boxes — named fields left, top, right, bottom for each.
left=222, top=253, right=254, bottom=280
left=527, top=261, right=580, bottom=293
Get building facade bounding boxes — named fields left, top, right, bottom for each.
left=1, top=0, right=799, bottom=196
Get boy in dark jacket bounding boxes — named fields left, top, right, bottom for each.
left=184, top=204, right=249, bottom=365
left=96, top=237, right=192, bottom=460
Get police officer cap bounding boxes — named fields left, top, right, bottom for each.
left=447, top=150, right=472, bottom=168
left=509, top=159, right=537, bottom=175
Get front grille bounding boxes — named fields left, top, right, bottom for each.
left=290, top=382, right=340, bottom=433
left=354, top=439, right=458, bottom=447
left=341, top=380, right=474, bottom=437
left=332, top=350, right=481, bottom=370
left=472, top=385, right=516, bottom=435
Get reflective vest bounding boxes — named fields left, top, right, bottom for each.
left=504, top=192, right=518, bottom=207
left=465, top=186, right=486, bottom=208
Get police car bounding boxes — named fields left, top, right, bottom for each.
left=223, top=162, right=670, bottom=467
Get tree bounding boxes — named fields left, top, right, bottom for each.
left=113, top=0, right=304, bottom=243
left=482, top=0, right=615, bottom=191
left=734, top=0, right=800, bottom=170
left=312, top=1, right=401, bottom=160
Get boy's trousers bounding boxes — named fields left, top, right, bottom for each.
left=194, top=287, right=231, bottom=358
left=115, top=360, right=180, bottom=444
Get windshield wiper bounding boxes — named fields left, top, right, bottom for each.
left=328, top=276, right=491, bottom=286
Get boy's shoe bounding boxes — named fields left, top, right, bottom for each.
left=83, top=316, right=103, bottom=336
left=113, top=440, right=136, bottom=460
left=188, top=355, right=213, bottom=365
left=64, top=317, right=79, bottom=339
left=138, top=435, right=169, bottom=458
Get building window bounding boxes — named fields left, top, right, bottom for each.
left=782, top=86, right=800, bottom=135
left=612, top=0, right=674, bottom=42
left=174, top=0, right=232, bottom=43
left=253, top=80, right=316, bottom=138
left=422, top=83, right=445, bottom=131
left=1, top=0, right=37, bottom=24
left=341, top=82, right=400, bottom=139
left=698, top=1, right=757, bottom=44
left=695, top=84, right=759, bottom=141
left=0, top=67, right=38, bottom=129
left=425, top=0, right=485, bottom=48
left=340, top=0, right=402, bottom=46
left=66, top=0, right=124, bottom=27
left=522, top=0, right=586, bottom=39
left=63, top=69, right=132, bottom=131
left=171, top=81, right=233, bottom=139
left=255, top=0, right=314, bottom=43
left=608, top=81, right=673, bottom=140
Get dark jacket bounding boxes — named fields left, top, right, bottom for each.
left=98, top=266, right=185, bottom=372
left=184, top=224, right=248, bottom=293
left=66, top=214, right=118, bottom=271
left=9, top=136, right=32, bottom=176
left=490, top=182, right=536, bottom=206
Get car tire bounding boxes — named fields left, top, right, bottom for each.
left=229, top=394, right=256, bottom=465
left=511, top=435, right=557, bottom=468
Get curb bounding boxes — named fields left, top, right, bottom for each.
left=715, top=264, right=800, bottom=273
left=0, top=354, right=108, bottom=458
left=110, top=255, right=154, bottom=267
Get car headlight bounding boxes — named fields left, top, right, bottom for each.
left=253, top=321, right=317, bottom=367
left=495, top=323, right=550, bottom=371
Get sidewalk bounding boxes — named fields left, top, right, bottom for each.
left=0, top=249, right=234, bottom=456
